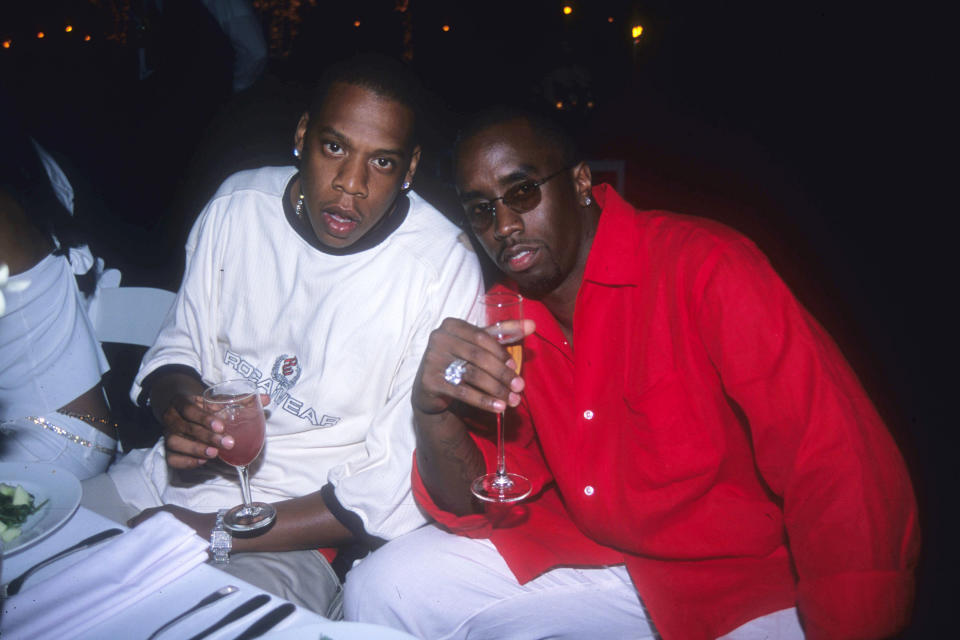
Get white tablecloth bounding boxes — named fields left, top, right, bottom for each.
left=1, top=507, right=414, bottom=640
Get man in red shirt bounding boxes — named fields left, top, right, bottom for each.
left=343, top=109, right=919, bottom=639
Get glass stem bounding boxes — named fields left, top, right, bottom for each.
left=496, top=410, right=507, bottom=477
left=235, top=465, right=253, bottom=507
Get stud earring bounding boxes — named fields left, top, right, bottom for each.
left=402, top=181, right=411, bottom=191
left=293, top=148, right=301, bottom=159
left=584, top=195, right=592, bottom=206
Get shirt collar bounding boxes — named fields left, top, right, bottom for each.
left=495, top=184, right=643, bottom=348
left=582, top=184, right=643, bottom=286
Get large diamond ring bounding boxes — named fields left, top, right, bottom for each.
left=444, top=358, right=468, bottom=386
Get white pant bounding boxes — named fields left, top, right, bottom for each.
left=344, top=525, right=804, bottom=640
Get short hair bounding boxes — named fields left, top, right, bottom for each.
left=453, top=106, right=579, bottom=173
left=307, top=54, right=423, bottom=146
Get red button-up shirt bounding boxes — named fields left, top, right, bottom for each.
left=413, top=185, right=919, bottom=639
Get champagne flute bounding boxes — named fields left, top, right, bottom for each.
left=471, top=292, right=533, bottom=503
left=203, top=379, right=276, bottom=533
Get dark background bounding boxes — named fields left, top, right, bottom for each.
left=2, top=1, right=948, bottom=636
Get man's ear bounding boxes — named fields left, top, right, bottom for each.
left=572, top=160, right=594, bottom=204
left=404, top=145, right=422, bottom=185
left=293, top=112, right=310, bottom=155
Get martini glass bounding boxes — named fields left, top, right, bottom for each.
left=470, top=292, right=533, bottom=503
left=203, top=379, right=276, bottom=533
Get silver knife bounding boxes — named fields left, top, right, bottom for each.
left=232, top=602, right=296, bottom=640
left=2, top=527, right=124, bottom=596
left=146, top=585, right=239, bottom=640
left=187, top=593, right=272, bottom=640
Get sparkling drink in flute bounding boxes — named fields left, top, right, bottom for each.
left=203, top=379, right=277, bottom=533
left=471, top=292, right=532, bottom=503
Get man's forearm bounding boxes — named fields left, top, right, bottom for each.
left=414, top=408, right=486, bottom=515
left=231, top=492, right=354, bottom=552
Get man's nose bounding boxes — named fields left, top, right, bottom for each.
left=492, top=201, right=524, bottom=239
left=333, top=158, right=368, bottom=198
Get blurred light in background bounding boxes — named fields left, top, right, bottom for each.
left=2, top=40, right=10, bottom=49
left=442, top=24, right=450, bottom=32
left=353, top=20, right=360, bottom=27
left=632, top=25, right=644, bottom=39
left=563, top=6, right=573, bottom=16
left=37, top=31, right=45, bottom=39
left=65, top=25, right=73, bottom=33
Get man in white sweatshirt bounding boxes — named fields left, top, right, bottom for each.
left=82, top=55, right=483, bottom=618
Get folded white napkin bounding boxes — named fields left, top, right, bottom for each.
left=2, top=511, right=209, bottom=639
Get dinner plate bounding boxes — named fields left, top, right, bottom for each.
left=264, top=620, right=418, bottom=640
left=0, top=462, right=82, bottom=556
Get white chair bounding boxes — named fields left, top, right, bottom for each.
left=90, top=286, right=176, bottom=347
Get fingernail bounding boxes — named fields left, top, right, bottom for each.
left=506, top=359, right=517, bottom=371
left=211, top=420, right=224, bottom=433
left=205, top=447, right=218, bottom=458
left=492, top=400, right=507, bottom=412
left=510, top=376, right=524, bottom=392
left=221, top=435, right=235, bottom=449
left=508, top=392, right=522, bottom=407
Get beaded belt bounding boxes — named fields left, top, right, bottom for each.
left=20, top=414, right=117, bottom=456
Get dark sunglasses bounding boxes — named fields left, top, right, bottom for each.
left=463, top=167, right=570, bottom=233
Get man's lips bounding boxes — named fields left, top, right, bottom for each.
left=320, top=205, right=360, bottom=236
left=499, top=243, right=541, bottom=272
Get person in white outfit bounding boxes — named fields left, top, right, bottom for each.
left=1, top=112, right=119, bottom=480
left=80, top=55, right=484, bottom=618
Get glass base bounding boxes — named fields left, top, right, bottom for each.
left=471, top=472, right=532, bottom=503
left=223, top=502, right=277, bottom=534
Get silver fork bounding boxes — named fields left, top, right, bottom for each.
left=146, top=585, right=239, bottom=640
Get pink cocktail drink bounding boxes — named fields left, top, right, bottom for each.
left=203, top=379, right=276, bottom=533
left=218, top=412, right=265, bottom=466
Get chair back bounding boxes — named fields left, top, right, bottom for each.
left=91, top=287, right=176, bottom=347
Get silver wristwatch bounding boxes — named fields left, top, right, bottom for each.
left=210, top=509, right=232, bottom=564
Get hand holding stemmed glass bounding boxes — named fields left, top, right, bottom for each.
left=202, top=379, right=276, bottom=533
left=469, top=292, right=532, bottom=503
left=413, top=291, right=536, bottom=510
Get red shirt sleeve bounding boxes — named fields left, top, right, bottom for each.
left=411, top=400, right=626, bottom=584
left=410, top=399, right=556, bottom=536
left=696, top=238, right=920, bottom=638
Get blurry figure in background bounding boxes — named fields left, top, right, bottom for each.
left=200, top=0, right=268, bottom=92
left=0, top=112, right=120, bottom=479
left=134, top=0, right=266, bottom=92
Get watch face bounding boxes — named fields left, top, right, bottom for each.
left=211, top=528, right=232, bottom=563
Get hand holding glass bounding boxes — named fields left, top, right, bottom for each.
left=202, top=379, right=276, bottom=533
left=471, top=292, right=532, bottom=503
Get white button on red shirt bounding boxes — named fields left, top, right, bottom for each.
left=584, top=485, right=595, bottom=496
left=583, top=410, right=594, bottom=420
